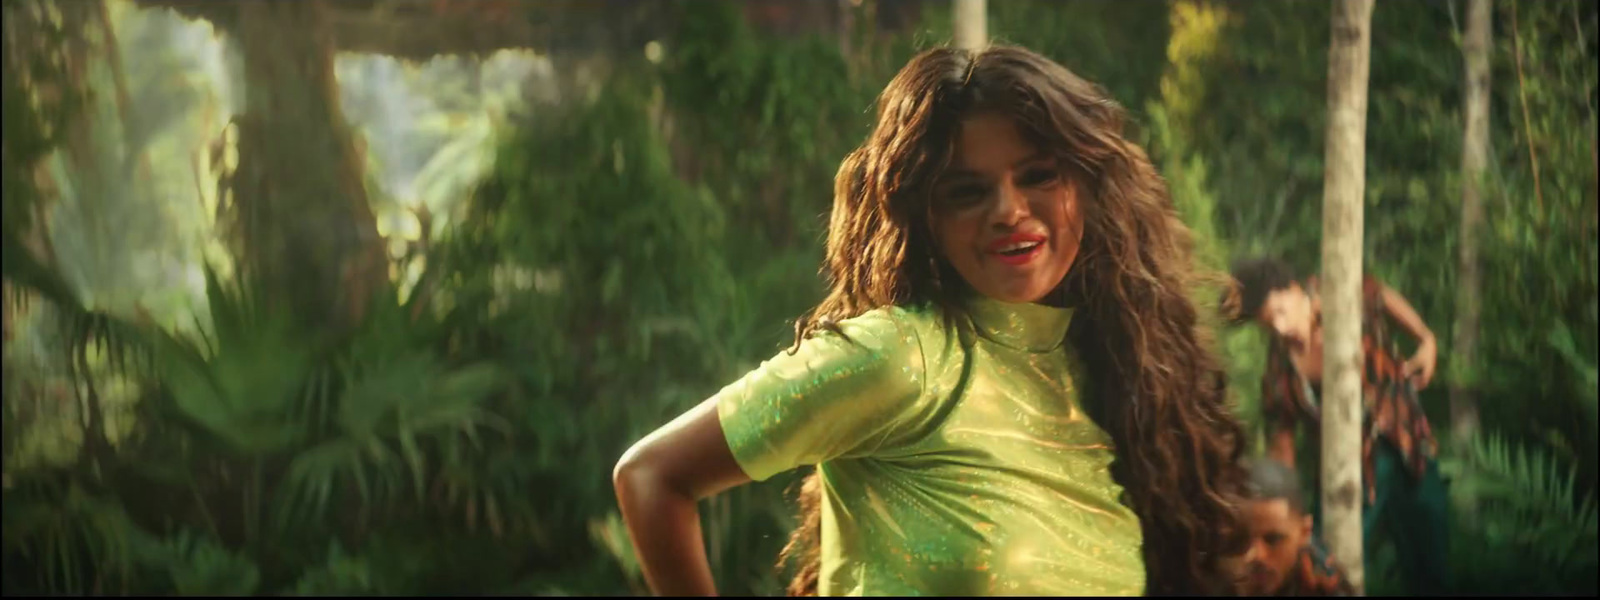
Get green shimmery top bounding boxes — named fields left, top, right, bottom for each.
left=715, top=297, right=1145, bottom=596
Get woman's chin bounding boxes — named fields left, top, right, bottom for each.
left=974, top=280, right=1058, bottom=305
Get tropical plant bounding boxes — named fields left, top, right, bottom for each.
left=1439, top=433, right=1599, bottom=595
left=4, top=1, right=1594, bottom=597
left=4, top=259, right=523, bottom=594
left=1, top=474, right=146, bottom=595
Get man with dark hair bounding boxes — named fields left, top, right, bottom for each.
left=1226, top=257, right=1450, bottom=595
left=1239, top=459, right=1355, bottom=596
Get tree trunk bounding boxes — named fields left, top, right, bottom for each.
left=837, top=0, right=855, bottom=59
left=952, top=0, right=986, bottom=51
left=231, top=0, right=386, bottom=334
left=1452, top=0, right=1490, bottom=452
left=1320, top=0, right=1375, bottom=593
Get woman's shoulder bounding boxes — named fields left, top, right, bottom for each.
left=833, top=303, right=954, bottom=348
left=810, top=305, right=923, bottom=358
left=801, top=304, right=958, bottom=370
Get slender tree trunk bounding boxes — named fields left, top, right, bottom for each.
left=1452, top=0, right=1490, bottom=452
left=232, top=0, right=386, bottom=334
left=1320, top=0, right=1375, bottom=592
left=837, top=0, right=855, bottom=60
left=952, top=0, right=986, bottom=51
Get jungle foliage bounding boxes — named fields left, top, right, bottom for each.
left=2, top=0, right=1595, bottom=595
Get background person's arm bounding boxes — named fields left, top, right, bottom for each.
left=1377, top=281, right=1438, bottom=389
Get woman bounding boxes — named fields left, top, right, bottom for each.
left=613, top=45, right=1247, bottom=596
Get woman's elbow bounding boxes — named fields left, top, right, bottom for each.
left=613, top=441, right=658, bottom=500
left=614, top=400, right=747, bottom=503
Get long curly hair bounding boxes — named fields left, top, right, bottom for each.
left=776, top=45, right=1249, bottom=596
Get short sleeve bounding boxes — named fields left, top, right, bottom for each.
left=714, top=309, right=927, bottom=482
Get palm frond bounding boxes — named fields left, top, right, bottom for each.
left=139, top=264, right=311, bottom=457
left=287, top=541, right=378, bottom=595
left=146, top=530, right=260, bottom=596
left=1442, top=432, right=1600, bottom=592
left=1, top=475, right=148, bottom=595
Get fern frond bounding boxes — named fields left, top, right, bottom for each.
left=1452, top=433, right=1600, bottom=572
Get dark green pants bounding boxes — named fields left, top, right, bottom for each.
left=1308, top=443, right=1451, bottom=595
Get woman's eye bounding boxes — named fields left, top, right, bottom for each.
left=940, top=184, right=988, bottom=206
left=1018, top=168, right=1060, bottom=187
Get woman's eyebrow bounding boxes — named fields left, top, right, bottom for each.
left=939, top=153, right=1052, bottom=182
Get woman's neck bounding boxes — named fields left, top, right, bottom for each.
left=1033, top=282, right=1073, bottom=308
left=964, top=292, right=1076, bottom=353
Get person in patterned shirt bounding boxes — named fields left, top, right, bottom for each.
left=1226, top=257, right=1450, bottom=596
left=1237, top=458, right=1355, bottom=597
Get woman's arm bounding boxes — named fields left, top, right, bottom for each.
left=614, top=310, right=927, bottom=596
left=613, top=397, right=752, bottom=596
left=1377, top=281, right=1438, bottom=389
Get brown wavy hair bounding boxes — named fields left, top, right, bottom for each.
left=776, top=45, right=1249, bottom=596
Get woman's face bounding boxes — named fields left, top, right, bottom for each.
left=930, top=113, right=1084, bottom=304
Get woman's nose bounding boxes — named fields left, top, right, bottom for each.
left=990, top=180, right=1029, bottom=226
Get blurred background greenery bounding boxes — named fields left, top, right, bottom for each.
left=1, top=0, right=1594, bottom=595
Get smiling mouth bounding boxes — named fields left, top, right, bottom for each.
left=988, top=243, right=1043, bottom=266
left=994, top=240, right=1042, bottom=256
left=986, top=234, right=1047, bottom=265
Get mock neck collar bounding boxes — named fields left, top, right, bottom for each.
left=963, top=294, right=1075, bottom=353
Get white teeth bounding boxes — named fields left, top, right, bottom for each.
left=998, top=241, right=1041, bottom=252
